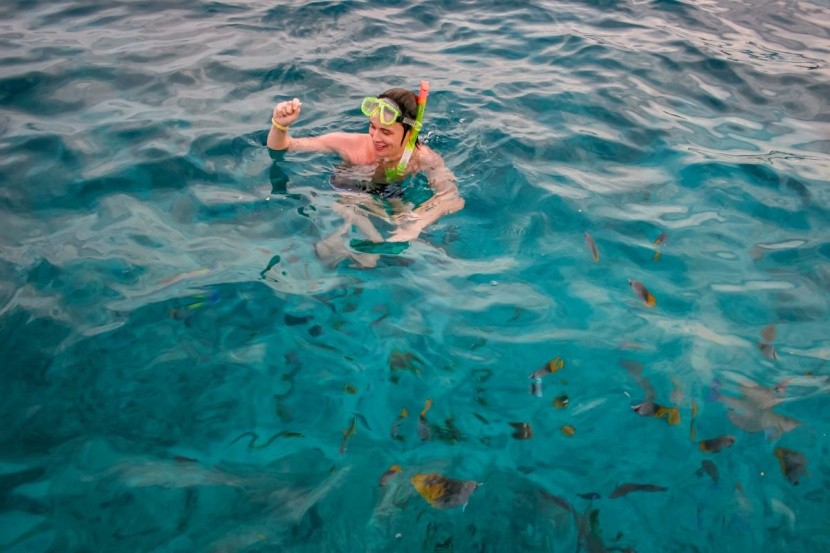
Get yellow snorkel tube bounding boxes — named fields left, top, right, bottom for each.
left=385, top=80, right=429, bottom=181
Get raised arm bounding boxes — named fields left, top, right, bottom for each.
left=387, top=147, right=464, bottom=242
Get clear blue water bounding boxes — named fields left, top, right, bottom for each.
left=1, top=0, right=829, bottom=551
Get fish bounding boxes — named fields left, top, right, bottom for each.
left=653, top=232, right=668, bottom=246
left=774, top=447, right=807, bottom=485
left=760, top=324, right=777, bottom=343
left=609, top=483, right=668, bottom=499
left=418, top=399, right=432, bottom=441
left=632, top=401, right=658, bottom=416
left=284, top=313, right=313, bottom=326
left=584, top=232, right=600, bottom=262
left=696, top=460, right=719, bottom=484
left=411, top=473, right=479, bottom=510
left=529, top=377, right=543, bottom=397
left=690, top=400, right=698, bottom=442
left=654, top=405, right=681, bottom=425
left=379, top=465, right=402, bottom=487
left=717, top=383, right=799, bottom=439
left=173, top=456, right=198, bottom=463
left=561, top=425, right=576, bottom=437
left=343, top=383, right=358, bottom=394
left=628, top=279, right=656, bottom=307
left=553, top=394, right=569, bottom=409
left=340, top=416, right=356, bottom=454
left=509, top=422, right=533, bottom=440
left=390, top=407, right=408, bottom=441
left=698, top=435, right=736, bottom=453
left=758, top=343, right=778, bottom=360
left=529, top=357, right=565, bottom=379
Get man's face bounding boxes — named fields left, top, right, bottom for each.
left=368, top=116, right=408, bottom=160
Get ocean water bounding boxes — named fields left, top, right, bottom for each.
left=1, top=0, right=829, bottom=551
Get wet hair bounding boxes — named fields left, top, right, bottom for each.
left=378, top=88, right=420, bottom=146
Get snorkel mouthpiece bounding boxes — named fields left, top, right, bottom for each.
left=386, top=80, right=429, bottom=181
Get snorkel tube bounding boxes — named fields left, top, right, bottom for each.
left=386, top=80, right=429, bottom=181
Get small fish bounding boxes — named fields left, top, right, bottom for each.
left=696, top=460, right=719, bottom=484
left=584, top=232, right=600, bottom=262
left=284, top=313, right=313, bottom=326
left=653, top=232, right=667, bottom=246
left=690, top=399, right=698, bottom=442
left=390, top=407, right=408, bottom=441
left=633, top=402, right=679, bottom=425
left=553, top=394, right=569, bottom=409
left=418, top=399, right=432, bottom=441
left=632, top=401, right=658, bottom=416
left=560, top=425, right=575, bottom=437
left=173, top=456, right=198, bottom=463
left=760, top=324, right=777, bottom=343
left=340, top=417, right=356, bottom=454
left=509, top=422, right=533, bottom=440
left=655, top=405, right=680, bottom=425
left=379, top=465, right=402, bottom=487
left=529, top=377, right=543, bottom=397
left=343, top=384, right=358, bottom=395
left=759, top=343, right=778, bottom=360
left=577, top=492, right=601, bottom=501
left=529, top=357, right=565, bottom=379
left=698, top=435, right=736, bottom=453
left=774, top=447, right=807, bottom=485
left=628, top=279, right=656, bottom=307
left=411, top=473, right=479, bottom=510
left=609, top=483, right=668, bottom=499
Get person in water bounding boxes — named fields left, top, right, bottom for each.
left=266, top=87, right=464, bottom=264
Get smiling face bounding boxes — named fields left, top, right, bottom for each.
left=368, top=115, right=410, bottom=161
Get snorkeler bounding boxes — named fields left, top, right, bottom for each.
left=266, top=84, right=464, bottom=260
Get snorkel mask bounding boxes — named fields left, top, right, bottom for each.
left=361, top=82, right=430, bottom=181
left=361, top=97, right=418, bottom=128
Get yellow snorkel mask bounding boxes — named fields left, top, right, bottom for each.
left=360, top=96, right=419, bottom=128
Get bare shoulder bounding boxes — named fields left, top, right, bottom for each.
left=416, top=145, right=446, bottom=169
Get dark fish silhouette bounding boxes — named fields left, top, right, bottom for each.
left=775, top=447, right=807, bottom=485
left=699, top=435, right=736, bottom=453
left=696, top=460, right=719, bottom=484
left=609, top=483, right=668, bottom=499
left=509, top=422, right=533, bottom=440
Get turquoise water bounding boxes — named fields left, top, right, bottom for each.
left=1, top=0, right=829, bottom=551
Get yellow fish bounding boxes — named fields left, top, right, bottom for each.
left=529, top=357, right=565, bottom=379
left=552, top=394, right=569, bottom=409
left=561, top=425, right=575, bottom=437
left=411, top=473, right=479, bottom=510
left=628, top=279, right=656, bottom=307
left=379, top=465, right=402, bottom=487
left=390, top=407, right=408, bottom=441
